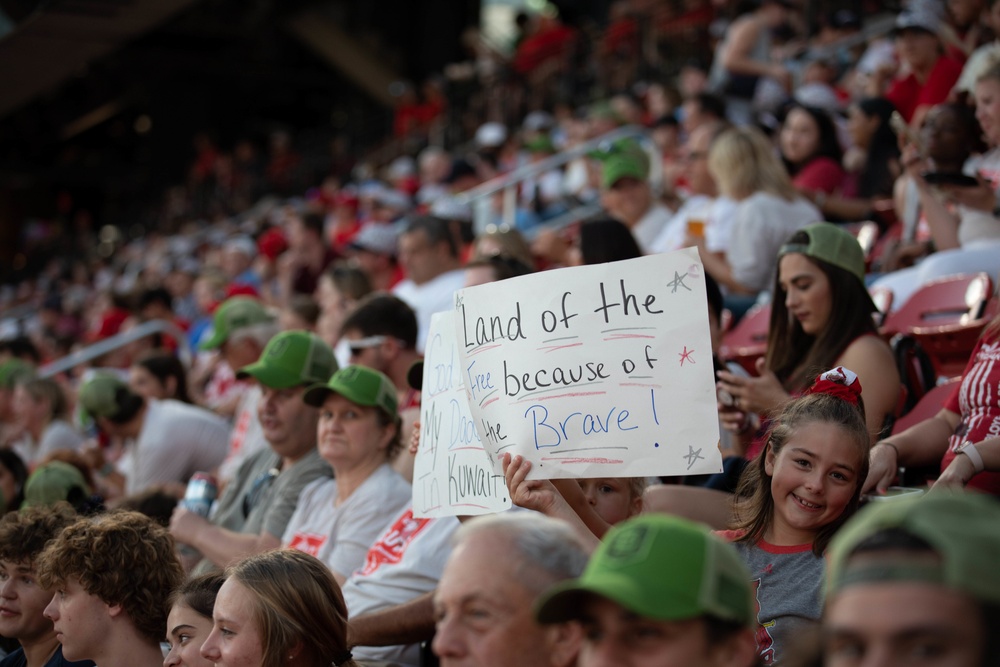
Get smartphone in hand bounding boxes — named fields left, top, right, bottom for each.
left=890, top=110, right=925, bottom=156
left=921, top=171, right=980, bottom=188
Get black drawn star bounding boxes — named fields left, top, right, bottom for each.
left=683, top=445, right=705, bottom=470
left=667, top=271, right=691, bottom=293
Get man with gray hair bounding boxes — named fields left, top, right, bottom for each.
left=432, top=513, right=589, bottom=667
left=199, top=296, right=280, bottom=483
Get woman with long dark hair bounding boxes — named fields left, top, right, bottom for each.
left=779, top=103, right=845, bottom=199
left=716, top=223, right=900, bottom=459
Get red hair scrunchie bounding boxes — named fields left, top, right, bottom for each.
left=803, top=366, right=862, bottom=406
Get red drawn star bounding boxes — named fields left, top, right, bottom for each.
left=678, top=346, right=695, bottom=366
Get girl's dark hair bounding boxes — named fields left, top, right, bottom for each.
left=781, top=104, right=843, bottom=175
left=854, top=97, right=900, bottom=198
left=766, top=231, right=878, bottom=392
left=0, top=449, right=28, bottom=511
left=168, top=572, right=225, bottom=619
left=732, top=391, right=870, bottom=556
left=134, top=349, right=192, bottom=404
left=579, top=217, right=643, bottom=265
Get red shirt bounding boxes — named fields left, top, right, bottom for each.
left=942, top=335, right=1000, bottom=495
left=886, top=55, right=964, bottom=123
left=793, top=157, right=845, bottom=195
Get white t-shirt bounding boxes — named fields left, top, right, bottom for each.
left=630, top=203, right=673, bottom=254
left=283, top=463, right=411, bottom=578
left=344, top=506, right=459, bottom=666
left=649, top=194, right=712, bottom=254
left=704, top=196, right=739, bottom=254
left=217, top=384, right=268, bottom=485
left=728, top=192, right=820, bottom=293
left=14, top=419, right=84, bottom=468
left=120, top=399, right=230, bottom=495
left=394, top=269, right=466, bottom=352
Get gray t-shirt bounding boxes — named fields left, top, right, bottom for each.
left=192, top=446, right=331, bottom=575
left=723, top=533, right=824, bottom=665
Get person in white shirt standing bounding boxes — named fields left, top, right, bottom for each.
left=393, top=217, right=465, bottom=352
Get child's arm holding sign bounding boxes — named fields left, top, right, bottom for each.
left=502, top=453, right=602, bottom=551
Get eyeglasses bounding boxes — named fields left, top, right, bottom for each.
left=348, top=335, right=389, bottom=355
left=347, top=336, right=389, bottom=356
left=242, top=467, right=279, bottom=518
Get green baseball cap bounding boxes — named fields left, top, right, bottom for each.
left=237, top=330, right=338, bottom=389
left=601, top=150, right=650, bottom=189
left=199, top=297, right=274, bottom=350
left=779, top=222, right=867, bottom=285
left=77, top=372, right=129, bottom=420
left=536, top=514, right=754, bottom=627
left=826, top=492, right=1000, bottom=606
left=302, top=365, right=398, bottom=420
left=0, top=359, right=34, bottom=389
left=778, top=222, right=875, bottom=312
left=524, top=134, right=556, bottom=153
left=22, top=461, right=90, bottom=508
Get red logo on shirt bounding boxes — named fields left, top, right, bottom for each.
left=752, top=578, right=776, bottom=664
left=359, top=510, right=431, bottom=576
left=287, top=533, right=327, bottom=557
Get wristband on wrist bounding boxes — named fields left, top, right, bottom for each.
left=878, top=441, right=900, bottom=459
left=955, top=441, right=985, bottom=474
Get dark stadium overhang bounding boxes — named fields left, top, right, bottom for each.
left=0, top=0, right=200, bottom=120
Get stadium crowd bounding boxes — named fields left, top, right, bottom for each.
left=1, top=1, right=1000, bottom=666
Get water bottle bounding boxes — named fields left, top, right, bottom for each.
left=182, top=472, right=218, bottom=517
left=179, top=472, right=217, bottom=557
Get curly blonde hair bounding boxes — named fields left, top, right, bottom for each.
left=36, top=510, right=184, bottom=644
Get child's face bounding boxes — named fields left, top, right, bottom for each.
left=764, top=421, right=861, bottom=545
left=577, top=478, right=640, bottom=525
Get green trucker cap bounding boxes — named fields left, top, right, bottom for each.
left=826, top=491, right=1000, bottom=606
left=778, top=222, right=867, bottom=286
left=22, top=461, right=91, bottom=508
left=199, top=297, right=274, bottom=350
left=600, top=149, right=650, bottom=189
left=0, top=359, right=34, bottom=389
left=536, top=514, right=754, bottom=627
left=237, top=330, right=337, bottom=390
left=302, top=365, right=398, bottom=420
left=77, top=372, right=130, bottom=420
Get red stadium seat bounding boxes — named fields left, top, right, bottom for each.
left=719, top=303, right=770, bottom=376
left=891, top=378, right=961, bottom=435
left=881, top=273, right=993, bottom=339
left=879, top=274, right=993, bottom=413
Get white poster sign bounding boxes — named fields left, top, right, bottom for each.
left=453, top=248, right=721, bottom=479
left=412, top=311, right=511, bottom=518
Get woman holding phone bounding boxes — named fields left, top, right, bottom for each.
left=871, top=71, right=1000, bottom=309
